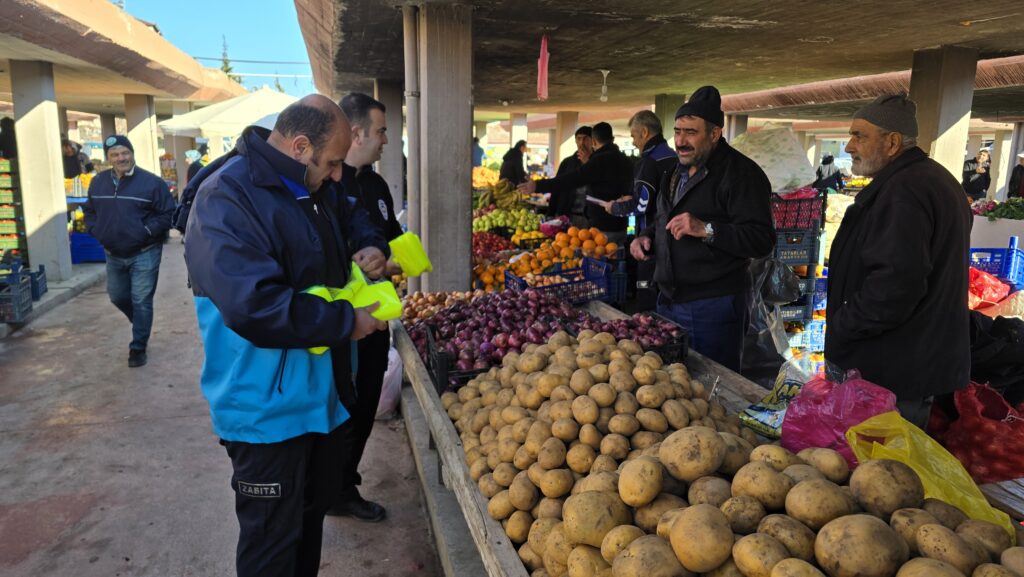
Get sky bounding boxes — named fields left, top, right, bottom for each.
left=119, top=1, right=318, bottom=97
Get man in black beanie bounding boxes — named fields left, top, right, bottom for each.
left=826, top=94, right=971, bottom=429
left=630, top=85, right=775, bottom=371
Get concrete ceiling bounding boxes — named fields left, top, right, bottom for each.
left=301, top=0, right=1024, bottom=119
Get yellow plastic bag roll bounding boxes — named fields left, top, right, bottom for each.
left=389, top=232, right=432, bottom=277
left=845, top=411, right=1015, bottom=538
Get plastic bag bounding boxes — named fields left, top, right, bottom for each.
left=731, top=123, right=817, bottom=191
left=969, top=267, right=1011, bottom=310
left=981, top=290, right=1024, bottom=319
left=780, top=370, right=897, bottom=467
left=943, top=383, right=1024, bottom=484
left=376, top=347, right=403, bottom=419
left=740, top=356, right=811, bottom=438
left=846, top=410, right=1015, bottom=539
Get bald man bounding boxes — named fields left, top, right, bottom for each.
left=184, top=94, right=390, bottom=577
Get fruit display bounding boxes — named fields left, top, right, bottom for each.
left=512, top=230, right=547, bottom=247
left=522, top=272, right=570, bottom=287
left=473, top=260, right=511, bottom=293
left=401, top=290, right=481, bottom=323
left=473, top=166, right=500, bottom=189
left=476, top=179, right=520, bottom=209
left=473, top=206, right=541, bottom=233
left=437, top=328, right=1017, bottom=577
left=846, top=176, right=872, bottom=188
left=473, top=231, right=515, bottom=260
left=555, top=226, right=620, bottom=260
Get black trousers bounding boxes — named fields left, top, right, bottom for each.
left=222, top=425, right=345, bottom=577
left=635, top=258, right=658, bottom=312
left=337, top=326, right=390, bottom=497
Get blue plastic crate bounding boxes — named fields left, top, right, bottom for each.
left=69, top=232, right=106, bottom=264
left=970, top=238, right=1024, bottom=290
left=28, top=265, right=46, bottom=301
left=505, top=256, right=611, bottom=304
left=0, top=272, right=32, bottom=323
left=788, top=320, right=826, bottom=352
left=779, top=296, right=815, bottom=323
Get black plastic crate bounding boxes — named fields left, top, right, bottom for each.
left=775, top=230, right=821, bottom=266
left=425, top=326, right=488, bottom=392
left=779, top=296, right=815, bottom=323
left=28, top=265, right=46, bottom=301
left=515, top=235, right=547, bottom=250
left=0, top=272, right=32, bottom=323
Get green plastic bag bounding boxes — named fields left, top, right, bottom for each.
left=846, top=411, right=1015, bottom=539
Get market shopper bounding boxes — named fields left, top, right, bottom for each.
left=520, top=122, right=631, bottom=245
left=472, top=137, right=485, bottom=167
left=629, top=86, right=775, bottom=371
left=826, top=94, right=971, bottom=430
left=328, top=92, right=404, bottom=523
left=1007, top=151, right=1024, bottom=199
left=61, top=139, right=83, bottom=179
left=813, top=153, right=844, bottom=191
left=83, top=135, right=176, bottom=368
left=546, top=125, right=593, bottom=225
left=500, top=140, right=528, bottom=185
left=184, top=95, right=389, bottom=577
left=962, top=148, right=991, bottom=201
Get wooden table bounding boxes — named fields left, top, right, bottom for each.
left=980, top=479, right=1024, bottom=545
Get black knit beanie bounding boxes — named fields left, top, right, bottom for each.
left=675, top=86, right=725, bottom=128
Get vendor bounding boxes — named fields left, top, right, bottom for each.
left=826, top=94, right=971, bottom=430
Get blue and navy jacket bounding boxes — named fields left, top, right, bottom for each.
left=610, top=134, right=676, bottom=231
left=83, top=166, right=176, bottom=257
left=184, top=126, right=388, bottom=444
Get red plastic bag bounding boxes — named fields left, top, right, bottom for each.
left=968, top=267, right=1010, bottom=310
left=944, top=383, right=1024, bottom=484
left=780, top=370, right=897, bottom=468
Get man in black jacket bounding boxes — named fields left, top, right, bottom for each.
left=1007, top=151, right=1024, bottom=200
left=629, top=86, right=775, bottom=371
left=962, top=148, right=991, bottom=201
left=520, top=122, right=631, bottom=245
left=546, top=126, right=592, bottom=225
left=500, top=140, right=528, bottom=185
left=328, top=92, right=403, bottom=523
left=827, top=94, right=971, bottom=429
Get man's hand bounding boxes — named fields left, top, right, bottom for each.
left=351, top=302, right=386, bottom=340
left=353, top=247, right=386, bottom=279
left=606, top=195, right=631, bottom=214
left=517, top=180, right=537, bottom=195
left=577, top=149, right=591, bottom=165
left=976, top=166, right=987, bottom=174
left=385, top=259, right=404, bottom=277
left=630, top=236, right=652, bottom=261
left=666, top=212, right=707, bottom=240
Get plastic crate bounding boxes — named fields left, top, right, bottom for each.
left=0, top=235, right=24, bottom=251
left=779, top=295, right=815, bottom=323
left=771, top=193, right=825, bottom=231
left=644, top=311, right=690, bottom=364
left=28, top=265, right=46, bottom=301
left=0, top=272, right=32, bottom=323
left=515, top=235, right=548, bottom=250
left=0, top=205, right=15, bottom=219
left=970, top=238, right=1024, bottom=290
left=504, top=257, right=611, bottom=304
left=70, top=232, right=106, bottom=263
left=0, top=175, right=12, bottom=189
left=788, top=319, right=826, bottom=351
left=0, top=190, right=15, bottom=204
left=0, top=159, right=12, bottom=172
left=425, top=326, right=488, bottom=392
left=0, top=220, right=17, bottom=234
left=775, top=230, right=821, bottom=266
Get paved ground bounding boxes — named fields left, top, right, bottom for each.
left=0, top=239, right=441, bottom=577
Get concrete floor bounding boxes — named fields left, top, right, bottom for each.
left=0, top=240, right=441, bottom=577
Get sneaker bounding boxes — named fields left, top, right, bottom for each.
left=327, top=494, right=386, bottom=522
left=128, top=349, right=148, bottom=368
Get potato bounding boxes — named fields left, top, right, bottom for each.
left=656, top=508, right=686, bottom=540
left=782, top=464, right=827, bottom=484
left=917, top=523, right=984, bottom=575
left=520, top=542, right=545, bottom=572
left=732, top=461, right=794, bottom=511
left=923, top=498, right=970, bottom=530
left=796, top=448, right=850, bottom=484
left=508, top=510, right=535, bottom=543
left=630, top=431, right=664, bottom=450
left=815, top=514, right=909, bottom=577
left=551, top=385, right=577, bottom=403
left=635, top=385, right=666, bottom=409
left=721, top=495, right=766, bottom=535
left=489, top=490, right=517, bottom=520
left=658, top=426, right=727, bottom=482
left=511, top=471, right=541, bottom=511
left=591, top=454, right=619, bottom=475
left=536, top=497, right=565, bottom=520
left=894, top=557, right=966, bottom=577
left=577, top=471, right=620, bottom=494
left=590, top=383, right=618, bottom=407
left=528, top=462, right=548, bottom=486
left=600, top=434, right=631, bottom=460
left=563, top=491, right=632, bottom=547
left=578, top=352, right=603, bottom=370
left=633, top=365, right=657, bottom=387
left=706, top=558, right=744, bottom=577
left=770, top=558, right=826, bottom=577
left=516, top=445, right=539, bottom=470
left=579, top=424, right=604, bottom=450
left=636, top=408, right=669, bottom=433
left=660, top=399, right=690, bottom=430
left=889, top=508, right=941, bottom=554
left=601, top=524, right=645, bottom=564
left=785, top=479, right=855, bottom=531
left=733, top=533, right=789, bottom=577
left=550, top=401, right=575, bottom=422
left=493, top=462, right=518, bottom=487
left=750, top=445, right=804, bottom=472
left=614, top=391, right=640, bottom=415
left=691, top=398, right=710, bottom=418
left=687, top=476, right=732, bottom=508
left=597, top=408, right=616, bottom=435
left=718, top=432, right=754, bottom=476
left=1002, top=547, right=1024, bottom=576
left=618, top=457, right=664, bottom=507
left=478, top=473, right=503, bottom=499
left=567, top=444, right=598, bottom=475
left=973, top=564, right=1019, bottom=577
left=499, top=438, right=522, bottom=463
left=518, top=353, right=547, bottom=373
left=957, top=520, right=1013, bottom=561
left=668, top=503, right=733, bottom=573
left=608, top=414, right=641, bottom=436
left=589, top=364, right=611, bottom=384
left=573, top=396, right=601, bottom=425
left=541, top=469, right=576, bottom=498
left=849, top=459, right=924, bottom=520
left=758, top=514, right=817, bottom=562
left=546, top=522, right=574, bottom=569
left=634, top=493, right=688, bottom=534
left=538, top=437, right=569, bottom=470
left=567, top=544, right=609, bottom=577
left=612, top=535, right=688, bottom=577
left=610, top=372, right=638, bottom=395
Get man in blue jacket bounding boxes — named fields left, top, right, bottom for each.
left=184, top=94, right=389, bottom=577
left=83, top=134, right=176, bottom=368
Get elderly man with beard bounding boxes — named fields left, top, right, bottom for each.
left=826, top=94, right=971, bottom=429
left=630, top=86, right=775, bottom=371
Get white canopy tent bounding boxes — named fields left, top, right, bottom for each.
left=159, top=87, right=297, bottom=139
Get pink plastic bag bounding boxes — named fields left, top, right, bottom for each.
left=780, top=370, right=897, bottom=467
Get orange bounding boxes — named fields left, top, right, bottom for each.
left=582, top=239, right=596, bottom=251
left=593, top=232, right=607, bottom=246
left=578, top=229, right=591, bottom=241
left=570, top=237, right=582, bottom=248
left=589, top=227, right=601, bottom=237
left=605, top=242, right=618, bottom=256
left=560, top=247, right=574, bottom=259
left=594, top=245, right=606, bottom=257
left=555, top=232, right=568, bottom=244
left=567, top=226, right=579, bottom=238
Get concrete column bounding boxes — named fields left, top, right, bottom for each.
left=100, top=113, right=116, bottom=138
left=654, top=93, right=686, bottom=139
left=509, top=113, right=528, bottom=148
left=57, top=105, right=69, bottom=138
left=10, top=60, right=72, bottom=281
left=553, top=111, right=579, bottom=167
left=418, top=3, right=472, bottom=291
left=124, top=94, right=159, bottom=174
left=474, top=121, right=488, bottom=141
left=374, top=79, right=405, bottom=216
left=546, top=129, right=557, bottom=176
left=966, top=134, right=983, bottom=158
left=908, top=45, right=979, bottom=178
left=725, top=114, right=748, bottom=141
left=169, top=101, right=193, bottom=196
left=403, top=4, right=422, bottom=292
left=990, top=129, right=1013, bottom=200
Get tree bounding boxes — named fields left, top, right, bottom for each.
left=274, top=72, right=285, bottom=93
left=220, top=36, right=241, bottom=84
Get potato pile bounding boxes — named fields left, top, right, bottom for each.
left=441, top=330, right=1021, bottom=577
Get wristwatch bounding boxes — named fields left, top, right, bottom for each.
left=703, top=222, right=715, bottom=243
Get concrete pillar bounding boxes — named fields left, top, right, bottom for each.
left=510, top=113, right=528, bottom=148
left=100, top=113, right=116, bottom=138
left=546, top=129, right=557, bottom=176
left=9, top=60, right=72, bottom=280
left=403, top=4, right=422, bottom=292
left=966, top=134, right=983, bottom=158
left=57, top=105, right=69, bottom=139
left=474, top=121, right=488, bottom=141
left=725, top=114, right=748, bottom=141
left=169, top=101, right=193, bottom=196
left=655, top=94, right=686, bottom=140
left=553, top=111, right=579, bottom=167
left=418, top=3, right=472, bottom=291
left=908, top=45, right=979, bottom=178
left=990, top=129, right=1013, bottom=201
left=374, top=79, right=405, bottom=216
left=124, top=94, right=159, bottom=174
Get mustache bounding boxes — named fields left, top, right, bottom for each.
left=676, top=146, right=695, bottom=153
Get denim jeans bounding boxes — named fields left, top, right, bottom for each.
left=105, top=244, right=162, bottom=351
left=657, top=292, right=750, bottom=372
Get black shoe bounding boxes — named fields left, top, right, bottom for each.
left=128, top=349, right=148, bottom=368
left=326, top=495, right=386, bottom=522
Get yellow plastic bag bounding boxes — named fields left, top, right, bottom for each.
left=389, top=232, right=432, bottom=277
left=846, top=411, right=1015, bottom=539
left=302, top=263, right=402, bottom=355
